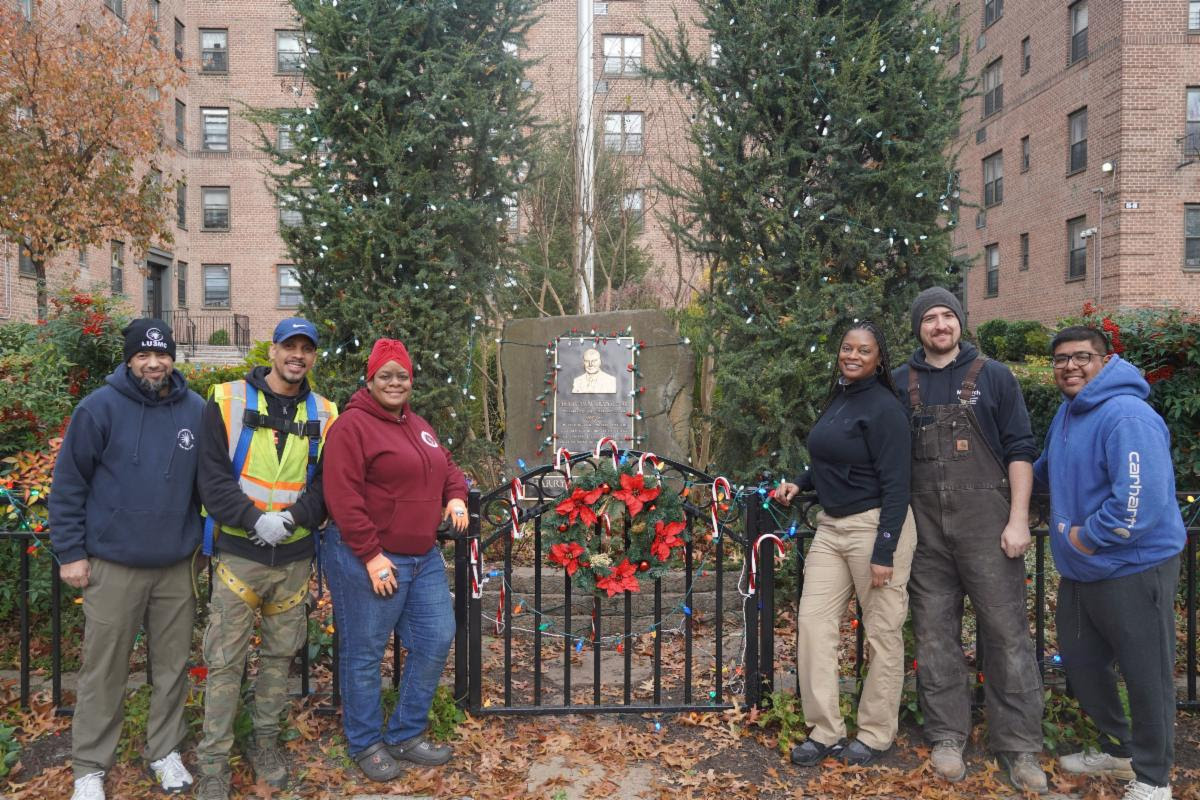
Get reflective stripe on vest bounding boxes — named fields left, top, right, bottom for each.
left=207, top=380, right=337, bottom=544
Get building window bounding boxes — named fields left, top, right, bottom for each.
left=1187, top=88, right=1200, bottom=156
left=1186, top=206, right=1200, bottom=269
left=174, top=18, right=184, bottom=61
left=175, top=100, right=185, bottom=146
left=1067, top=216, right=1088, bottom=280
left=278, top=265, right=302, bottom=307
left=1020, top=135, right=1030, bottom=171
left=983, top=0, right=1002, bottom=28
left=1020, top=232, right=1030, bottom=271
left=201, top=107, right=229, bottom=151
left=177, top=261, right=187, bottom=306
left=709, top=42, right=721, bottom=65
left=502, top=195, right=518, bottom=233
left=20, top=0, right=31, bottom=20
left=1191, top=1, right=1200, bottom=31
left=176, top=181, right=186, bottom=228
left=279, top=193, right=302, bottom=228
left=200, top=29, right=228, bottom=73
left=17, top=244, right=34, bottom=277
left=1021, top=36, right=1031, bottom=74
left=984, top=244, right=999, bottom=297
left=603, top=35, right=643, bottom=75
left=202, top=187, right=230, bottom=230
left=1068, top=107, right=1087, bottom=174
left=603, top=112, right=643, bottom=154
left=110, top=241, right=124, bottom=294
left=948, top=4, right=960, bottom=57
left=276, top=31, right=305, bottom=73
left=277, top=124, right=294, bottom=152
left=104, top=0, right=123, bottom=18
left=149, top=0, right=159, bottom=45
left=622, top=190, right=644, bottom=226
left=982, top=151, right=1003, bottom=207
left=982, top=58, right=1002, bottom=117
left=1070, top=1, right=1088, bottom=64
left=78, top=246, right=88, bottom=273
left=203, top=264, right=230, bottom=308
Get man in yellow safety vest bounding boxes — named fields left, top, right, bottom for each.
left=193, top=318, right=337, bottom=800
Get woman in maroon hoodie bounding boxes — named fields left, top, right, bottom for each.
left=322, top=338, right=469, bottom=782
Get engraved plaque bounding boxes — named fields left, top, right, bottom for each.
left=553, top=336, right=635, bottom=453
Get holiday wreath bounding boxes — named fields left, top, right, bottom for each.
left=540, top=453, right=689, bottom=597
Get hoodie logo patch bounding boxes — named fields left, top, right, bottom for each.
left=177, top=428, right=195, bottom=450
left=420, top=430, right=439, bottom=448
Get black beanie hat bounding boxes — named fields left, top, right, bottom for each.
left=910, top=287, right=965, bottom=337
left=122, top=318, right=176, bottom=363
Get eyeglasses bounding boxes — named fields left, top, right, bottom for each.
left=1051, top=351, right=1101, bottom=368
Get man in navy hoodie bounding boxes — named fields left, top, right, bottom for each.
left=1034, top=326, right=1186, bottom=800
left=49, top=319, right=205, bottom=800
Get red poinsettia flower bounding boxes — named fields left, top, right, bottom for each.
left=548, top=541, right=587, bottom=576
left=189, top=665, right=208, bottom=682
left=595, top=558, right=640, bottom=597
left=650, top=519, right=686, bottom=562
left=554, top=486, right=604, bottom=527
left=611, top=473, right=661, bottom=517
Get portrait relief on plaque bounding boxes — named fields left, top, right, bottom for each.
left=553, top=336, right=635, bottom=453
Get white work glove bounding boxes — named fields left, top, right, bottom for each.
left=250, top=510, right=295, bottom=546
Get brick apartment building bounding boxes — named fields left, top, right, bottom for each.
left=6, top=1, right=1196, bottom=340
left=946, top=0, right=1200, bottom=326
left=0, top=0, right=709, bottom=343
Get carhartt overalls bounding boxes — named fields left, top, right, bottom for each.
left=906, top=358, right=1043, bottom=751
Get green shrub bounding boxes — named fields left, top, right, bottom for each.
left=208, top=329, right=230, bottom=346
left=1013, top=364, right=1060, bottom=445
left=178, top=363, right=246, bottom=401
left=975, top=319, right=1008, bottom=359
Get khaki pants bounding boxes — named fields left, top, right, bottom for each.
left=796, top=507, right=917, bottom=750
left=196, top=553, right=309, bottom=774
left=72, top=557, right=196, bottom=778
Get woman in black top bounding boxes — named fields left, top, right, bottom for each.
left=776, top=321, right=916, bottom=768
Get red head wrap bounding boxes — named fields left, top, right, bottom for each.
left=366, top=338, right=413, bottom=382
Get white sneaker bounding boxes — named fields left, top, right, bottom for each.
left=1123, top=780, right=1172, bottom=800
left=70, top=771, right=105, bottom=800
left=149, top=751, right=193, bottom=793
left=1060, top=748, right=1135, bottom=780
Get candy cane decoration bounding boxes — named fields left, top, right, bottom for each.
left=598, top=512, right=611, bottom=548
left=636, top=452, right=660, bottom=475
left=748, top=533, right=787, bottom=595
left=509, top=478, right=525, bottom=540
left=710, top=476, right=731, bottom=541
left=593, top=437, right=619, bottom=469
left=554, top=447, right=572, bottom=472
left=469, top=538, right=483, bottom=600
left=495, top=584, right=506, bottom=634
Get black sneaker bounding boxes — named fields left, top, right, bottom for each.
left=386, top=734, right=452, bottom=766
left=839, top=738, right=890, bottom=766
left=789, top=737, right=845, bottom=767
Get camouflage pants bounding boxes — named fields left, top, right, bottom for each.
left=195, top=552, right=309, bottom=774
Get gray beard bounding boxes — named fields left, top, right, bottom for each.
left=138, top=375, right=169, bottom=394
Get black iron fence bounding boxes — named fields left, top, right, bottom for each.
left=3, top=465, right=1197, bottom=715
left=155, top=310, right=251, bottom=356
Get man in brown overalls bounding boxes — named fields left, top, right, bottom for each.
left=892, top=288, right=1047, bottom=794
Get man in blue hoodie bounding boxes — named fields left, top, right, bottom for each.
left=49, top=319, right=206, bottom=800
left=1034, top=326, right=1185, bottom=800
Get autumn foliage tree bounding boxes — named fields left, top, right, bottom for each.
left=0, top=0, right=180, bottom=319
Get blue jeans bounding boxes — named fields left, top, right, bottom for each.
left=324, top=524, right=455, bottom=756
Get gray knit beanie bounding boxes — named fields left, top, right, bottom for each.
left=910, top=287, right=965, bottom=337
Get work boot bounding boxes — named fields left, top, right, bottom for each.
left=192, top=772, right=230, bottom=800
left=929, top=739, right=967, bottom=782
left=386, top=733, right=453, bottom=766
left=247, top=739, right=289, bottom=788
left=1060, top=748, right=1135, bottom=780
left=999, top=751, right=1048, bottom=795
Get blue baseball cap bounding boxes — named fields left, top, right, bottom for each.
left=273, top=317, right=319, bottom=345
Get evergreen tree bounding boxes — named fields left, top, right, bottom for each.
left=259, top=0, right=535, bottom=444
left=653, top=0, right=967, bottom=476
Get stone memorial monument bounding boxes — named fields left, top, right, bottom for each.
left=501, top=310, right=693, bottom=470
